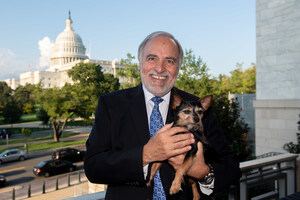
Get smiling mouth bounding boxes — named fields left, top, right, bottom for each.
left=151, top=74, right=167, bottom=80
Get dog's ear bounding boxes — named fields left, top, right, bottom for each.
left=200, top=95, right=213, bottom=111
left=171, top=93, right=182, bottom=110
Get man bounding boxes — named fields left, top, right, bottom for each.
left=84, top=31, right=241, bottom=199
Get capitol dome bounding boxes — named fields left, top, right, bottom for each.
left=50, top=12, right=88, bottom=69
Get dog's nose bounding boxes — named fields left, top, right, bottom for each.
left=194, top=116, right=199, bottom=122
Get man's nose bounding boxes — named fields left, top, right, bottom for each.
left=155, top=61, right=165, bottom=73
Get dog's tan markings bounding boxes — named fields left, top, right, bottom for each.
left=169, top=156, right=194, bottom=194
left=146, top=162, right=163, bottom=187
left=172, top=93, right=183, bottom=109
left=200, top=95, right=213, bottom=111
left=189, top=179, right=201, bottom=200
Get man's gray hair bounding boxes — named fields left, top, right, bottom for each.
left=138, top=31, right=184, bottom=67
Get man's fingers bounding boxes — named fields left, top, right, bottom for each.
left=157, top=123, right=173, bottom=133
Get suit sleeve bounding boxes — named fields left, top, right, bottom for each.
left=203, top=108, right=242, bottom=195
left=84, top=95, right=146, bottom=185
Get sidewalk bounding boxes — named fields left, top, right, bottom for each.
left=27, top=181, right=89, bottom=200
left=27, top=181, right=106, bottom=200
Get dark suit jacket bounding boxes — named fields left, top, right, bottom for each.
left=84, top=84, right=241, bottom=200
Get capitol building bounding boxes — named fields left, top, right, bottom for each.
left=5, top=12, right=125, bottom=90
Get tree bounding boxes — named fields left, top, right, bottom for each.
left=242, top=64, right=256, bottom=93
left=68, top=62, right=120, bottom=120
left=36, top=85, right=75, bottom=142
left=175, top=49, right=213, bottom=97
left=117, top=53, right=141, bottom=89
left=22, top=128, right=32, bottom=152
left=216, top=63, right=256, bottom=94
left=37, top=107, right=50, bottom=125
left=0, top=81, right=12, bottom=114
left=213, top=94, right=250, bottom=161
left=3, top=97, right=23, bottom=128
left=14, top=84, right=37, bottom=114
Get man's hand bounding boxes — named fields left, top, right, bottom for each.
left=168, top=142, right=210, bottom=180
left=143, top=123, right=195, bottom=166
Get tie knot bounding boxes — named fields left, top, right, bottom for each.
left=151, top=97, right=163, bottom=105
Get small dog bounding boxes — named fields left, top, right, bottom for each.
left=147, top=93, right=213, bottom=200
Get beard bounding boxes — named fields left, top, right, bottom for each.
left=141, top=70, right=177, bottom=97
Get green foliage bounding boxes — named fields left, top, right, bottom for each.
left=213, top=94, right=250, bottom=161
left=14, top=84, right=37, bottom=114
left=3, top=97, right=23, bottom=124
left=175, top=49, right=213, bottom=97
left=117, top=53, right=141, bottom=88
left=0, top=81, right=13, bottom=114
left=21, top=128, right=32, bottom=137
left=35, top=85, right=75, bottom=142
left=37, top=107, right=50, bottom=124
left=33, top=62, right=120, bottom=142
left=68, top=62, right=120, bottom=120
left=215, top=63, right=256, bottom=94
left=283, top=115, right=300, bottom=153
left=23, top=103, right=34, bottom=114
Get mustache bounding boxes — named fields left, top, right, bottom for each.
left=148, top=70, right=171, bottom=78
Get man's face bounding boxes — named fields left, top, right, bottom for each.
left=139, top=36, right=179, bottom=97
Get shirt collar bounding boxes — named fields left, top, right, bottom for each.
left=142, top=84, right=171, bottom=104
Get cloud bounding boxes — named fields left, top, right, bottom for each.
left=38, top=37, right=54, bottom=68
left=0, top=48, right=26, bottom=80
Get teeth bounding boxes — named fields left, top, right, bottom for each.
left=152, top=75, right=166, bottom=80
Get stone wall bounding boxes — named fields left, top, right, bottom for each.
left=255, top=0, right=300, bottom=155
left=256, top=0, right=300, bottom=100
left=254, top=99, right=300, bottom=155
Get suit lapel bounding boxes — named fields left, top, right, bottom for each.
left=128, top=85, right=150, bottom=144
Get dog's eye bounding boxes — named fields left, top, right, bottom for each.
left=197, top=110, right=203, bottom=114
left=183, top=110, right=191, bottom=114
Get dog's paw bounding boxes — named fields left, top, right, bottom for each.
left=146, top=181, right=151, bottom=187
left=169, top=184, right=182, bottom=195
left=193, top=193, right=201, bottom=200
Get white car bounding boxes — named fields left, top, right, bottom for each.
left=0, top=149, right=28, bottom=164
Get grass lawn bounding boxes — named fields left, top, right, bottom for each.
left=0, top=139, right=86, bottom=152
left=0, top=113, right=40, bottom=125
left=0, top=132, right=80, bottom=146
left=20, top=113, right=40, bottom=122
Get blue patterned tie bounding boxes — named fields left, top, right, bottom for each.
left=150, top=97, right=166, bottom=200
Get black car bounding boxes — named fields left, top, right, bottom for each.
left=0, top=175, right=6, bottom=187
left=0, top=129, right=11, bottom=139
left=33, top=159, right=76, bottom=177
left=52, top=148, right=85, bottom=163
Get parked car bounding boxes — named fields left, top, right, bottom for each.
left=0, top=175, right=6, bottom=187
left=0, top=149, right=28, bottom=164
left=33, top=159, right=77, bottom=177
left=0, top=129, right=11, bottom=139
left=52, top=148, right=85, bottom=163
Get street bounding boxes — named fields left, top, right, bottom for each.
left=0, top=123, right=91, bottom=199
left=0, top=152, right=86, bottom=200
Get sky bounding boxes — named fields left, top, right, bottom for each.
left=0, top=0, right=256, bottom=81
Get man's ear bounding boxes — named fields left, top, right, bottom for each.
left=200, top=95, right=213, bottom=111
left=171, top=93, right=182, bottom=110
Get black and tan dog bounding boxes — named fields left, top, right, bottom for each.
left=147, top=93, right=213, bottom=200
